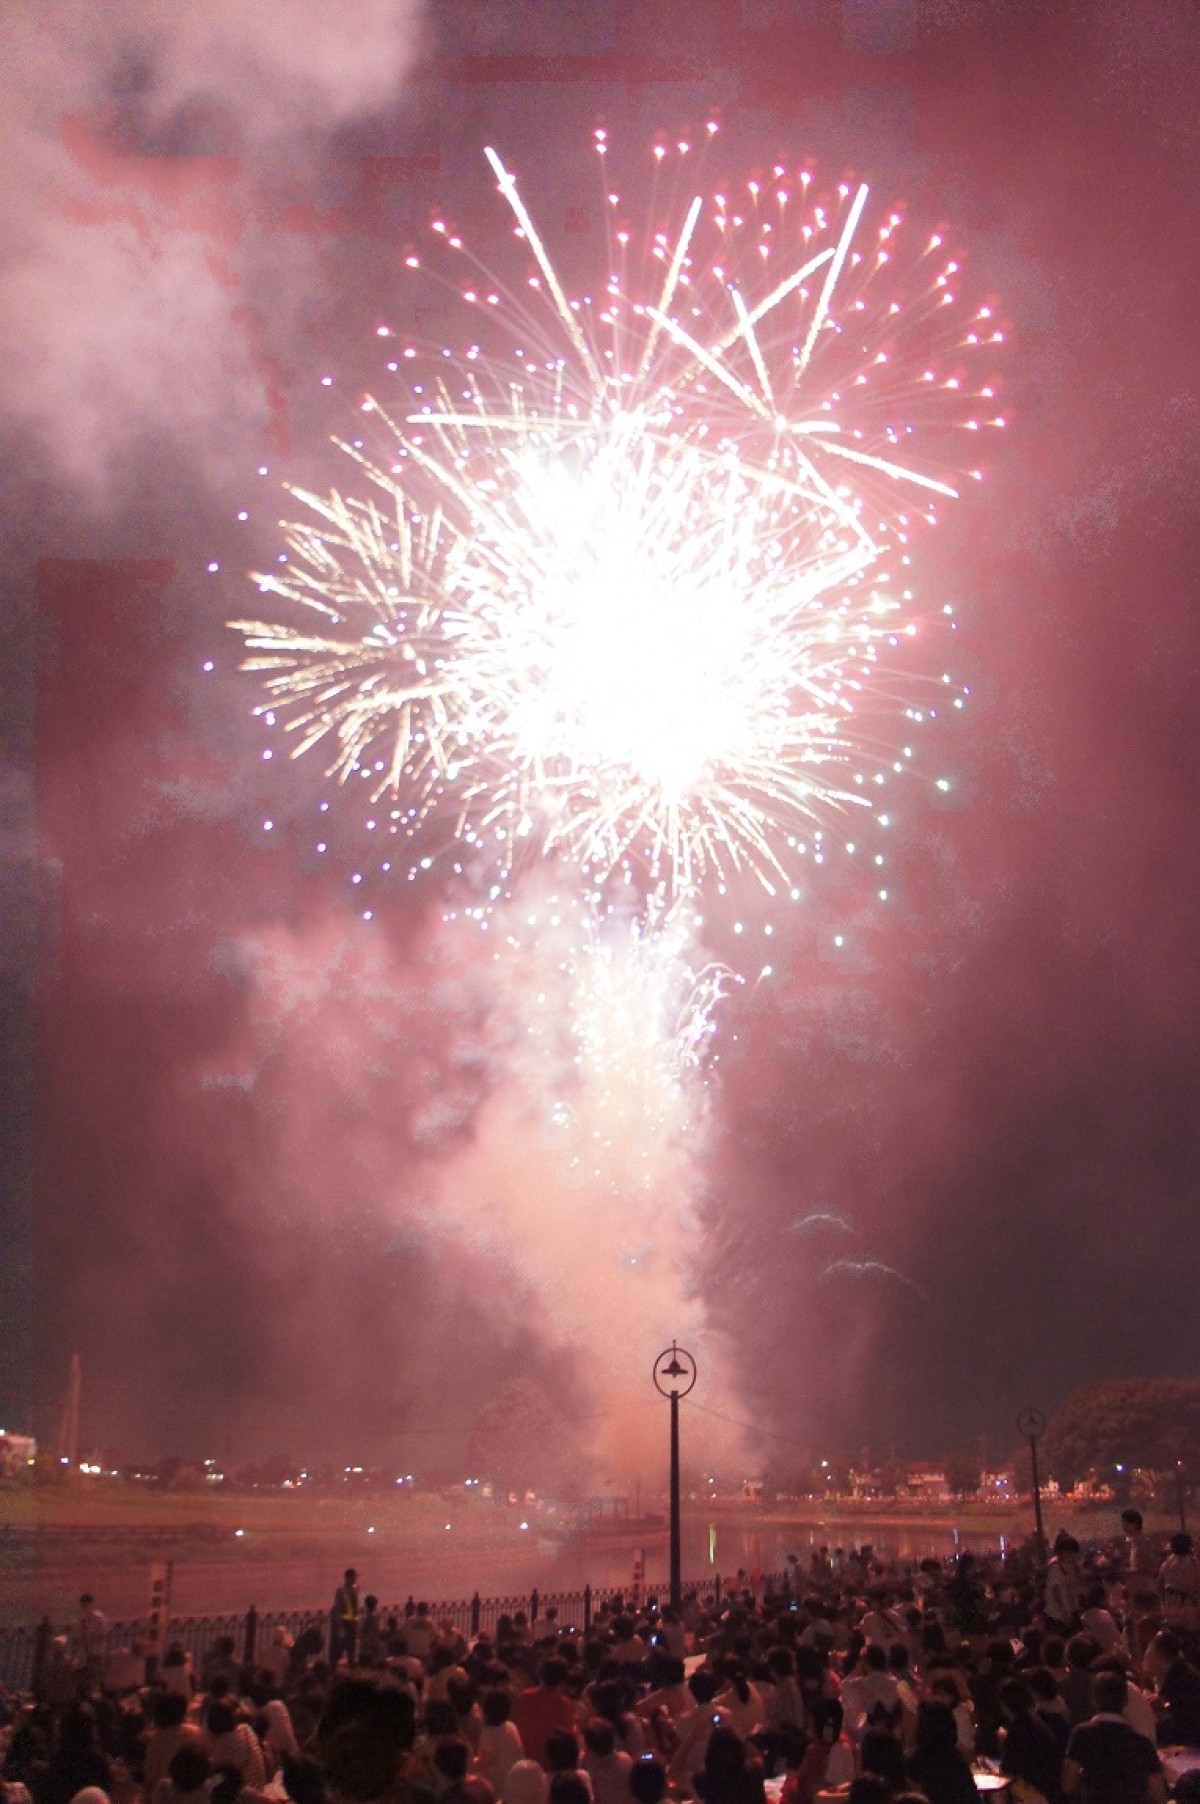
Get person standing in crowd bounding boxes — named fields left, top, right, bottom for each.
left=332, top=1571, right=362, bottom=1668
left=1044, top=1536, right=1082, bottom=1636
left=1157, top=1533, right=1200, bottom=1632
left=72, top=1596, right=107, bottom=1692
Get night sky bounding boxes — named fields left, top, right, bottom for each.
left=2, top=0, right=1199, bottom=1480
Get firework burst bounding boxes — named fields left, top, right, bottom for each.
left=232, top=130, right=1002, bottom=904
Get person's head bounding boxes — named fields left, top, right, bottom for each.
left=80, top=1594, right=94, bottom=1609
left=1026, top=1667, right=1060, bottom=1706
left=480, top=1689, right=511, bottom=1729
left=212, top=1766, right=246, bottom=1804
left=1065, top=1635, right=1098, bottom=1673
left=424, top=1701, right=459, bottom=1740
left=629, top=1757, right=668, bottom=1804
left=1053, top=1533, right=1080, bottom=1563
left=688, top=1669, right=719, bottom=1706
left=433, top=1738, right=471, bottom=1785
left=864, top=1643, right=888, bottom=1673
left=1121, top=1508, right=1143, bottom=1534
left=914, top=1700, right=957, bottom=1754
left=998, top=1678, right=1036, bottom=1721
left=582, top=1720, right=615, bottom=1760
left=207, top=1702, right=236, bottom=1737
left=318, top=1676, right=418, bottom=1802
left=155, top=1693, right=189, bottom=1729
left=1171, top=1533, right=1194, bottom=1558
left=344, top=1569, right=358, bottom=1585
left=885, top=1643, right=909, bottom=1675
left=540, top=1657, right=569, bottom=1692
left=548, top=1777, right=589, bottom=1804
left=545, top=1731, right=580, bottom=1775
left=859, top=1728, right=906, bottom=1786
left=168, top=1746, right=211, bottom=1795
left=281, top=1756, right=327, bottom=1804
left=702, top=1728, right=746, bottom=1782
left=1092, top=1671, right=1127, bottom=1715
left=505, top=1765, right=548, bottom=1804
left=986, top=1639, right=1015, bottom=1672
left=364, top=1595, right=378, bottom=1614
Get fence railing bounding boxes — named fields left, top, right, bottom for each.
left=0, top=1573, right=752, bottom=1696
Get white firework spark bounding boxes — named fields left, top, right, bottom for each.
left=232, top=130, right=1002, bottom=903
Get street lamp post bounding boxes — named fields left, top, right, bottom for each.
left=653, top=1342, right=697, bottom=1607
left=1018, top=1408, right=1047, bottom=1567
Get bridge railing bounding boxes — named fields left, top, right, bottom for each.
left=0, top=1573, right=746, bottom=1695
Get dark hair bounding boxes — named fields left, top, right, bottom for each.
left=702, top=1728, right=746, bottom=1783
left=545, top=1730, right=580, bottom=1773
left=1092, top=1671, right=1127, bottom=1714
left=860, top=1729, right=905, bottom=1787
left=722, top=1661, right=751, bottom=1706
left=541, top=1658, right=570, bottom=1689
left=1026, top=1667, right=1060, bottom=1704
left=281, top=1756, right=327, bottom=1804
left=481, top=1688, right=512, bottom=1728
left=207, top=1702, right=236, bottom=1737
left=211, top=1766, right=245, bottom=1804
left=168, top=1746, right=211, bottom=1793
left=318, top=1676, right=417, bottom=1802
left=433, top=1738, right=470, bottom=1783
left=1171, top=1534, right=1194, bottom=1558
left=155, top=1693, right=188, bottom=1729
left=914, top=1701, right=957, bottom=1754
left=549, top=1779, right=590, bottom=1804
left=1154, top=1630, right=1183, bottom=1660
left=424, top=1701, right=459, bottom=1739
left=1122, top=1509, right=1143, bottom=1531
left=582, top=1719, right=615, bottom=1759
left=999, top=1678, right=1035, bottom=1717
left=628, top=1757, right=668, bottom=1804
left=688, top=1670, right=719, bottom=1706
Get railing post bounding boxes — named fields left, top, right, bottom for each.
left=530, top=1587, right=539, bottom=1626
left=470, top=1593, right=481, bottom=1638
left=714, top=1572, right=722, bottom=1608
left=583, top=1584, right=592, bottom=1632
left=244, top=1605, right=258, bottom=1668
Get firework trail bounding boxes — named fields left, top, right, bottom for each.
left=231, top=129, right=1002, bottom=908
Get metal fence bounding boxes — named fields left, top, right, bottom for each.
left=0, top=1574, right=744, bottom=1696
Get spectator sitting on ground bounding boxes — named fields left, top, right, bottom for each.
left=904, top=1700, right=977, bottom=1804
left=474, top=1690, right=522, bottom=1792
left=205, top=1702, right=265, bottom=1791
left=579, top=1719, right=630, bottom=1804
left=543, top=1731, right=589, bottom=1802
left=143, top=1693, right=204, bottom=1793
left=150, top=1744, right=212, bottom=1804
left=510, top=1665, right=578, bottom=1773
left=996, top=1677, right=1063, bottom=1803
left=691, top=1728, right=765, bottom=1804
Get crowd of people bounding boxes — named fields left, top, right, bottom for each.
left=4, top=1513, right=1200, bottom=1804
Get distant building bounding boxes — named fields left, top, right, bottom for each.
left=903, top=1462, right=952, bottom=1503
left=0, top=1431, right=37, bottom=1475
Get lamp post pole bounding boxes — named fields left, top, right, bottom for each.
left=653, top=1342, right=697, bottom=1608
left=1018, top=1408, right=1047, bottom=1567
